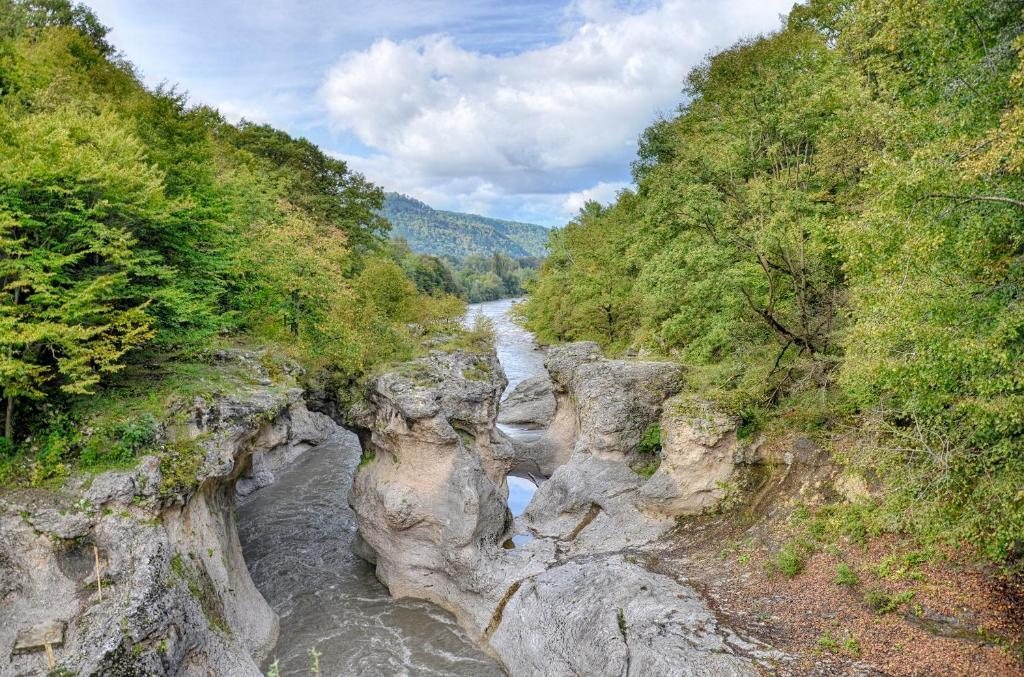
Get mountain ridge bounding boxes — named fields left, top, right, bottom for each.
left=382, top=192, right=549, bottom=259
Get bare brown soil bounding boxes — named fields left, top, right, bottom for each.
left=650, top=463, right=1024, bottom=676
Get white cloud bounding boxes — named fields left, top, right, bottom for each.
left=321, top=0, right=793, bottom=223
left=561, top=181, right=631, bottom=214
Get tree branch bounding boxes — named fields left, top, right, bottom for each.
left=926, top=193, right=1024, bottom=209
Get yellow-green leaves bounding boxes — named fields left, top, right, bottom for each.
left=0, top=104, right=158, bottom=433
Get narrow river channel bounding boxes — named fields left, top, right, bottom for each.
left=236, top=298, right=545, bottom=676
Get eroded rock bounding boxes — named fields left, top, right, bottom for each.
left=490, top=554, right=755, bottom=677
left=638, top=396, right=739, bottom=516
left=497, top=375, right=556, bottom=427
left=350, top=342, right=765, bottom=675
left=0, top=352, right=341, bottom=676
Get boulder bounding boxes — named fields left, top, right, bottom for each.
left=638, top=396, right=739, bottom=516
left=497, top=376, right=555, bottom=427
left=490, top=555, right=755, bottom=677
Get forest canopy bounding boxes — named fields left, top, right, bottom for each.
left=0, top=0, right=464, bottom=482
left=523, top=0, right=1024, bottom=566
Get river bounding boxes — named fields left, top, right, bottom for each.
left=237, top=298, right=545, bottom=676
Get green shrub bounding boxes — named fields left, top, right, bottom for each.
left=834, top=562, right=859, bottom=587
left=863, top=588, right=915, bottom=615
left=773, top=542, right=809, bottom=578
left=637, top=422, right=662, bottom=455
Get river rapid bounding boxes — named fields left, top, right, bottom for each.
left=236, top=298, right=544, bottom=676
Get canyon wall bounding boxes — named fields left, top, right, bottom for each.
left=0, top=353, right=337, bottom=676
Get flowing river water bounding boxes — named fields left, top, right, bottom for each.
left=237, top=298, right=543, bottom=676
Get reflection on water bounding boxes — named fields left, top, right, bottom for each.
left=237, top=437, right=503, bottom=677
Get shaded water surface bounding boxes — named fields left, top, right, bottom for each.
left=237, top=436, right=503, bottom=676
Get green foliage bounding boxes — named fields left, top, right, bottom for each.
left=631, top=422, right=663, bottom=477
left=817, top=629, right=861, bottom=657
left=0, top=6, right=467, bottom=483
left=357, top=448, right=375, bottom=470
left=158, top=437, right=207, bottom=500
left=388, top=239, right=538, bottom=302
left=382, top=192, right=547, bottom=259
left=78, top=413, right=158, bottom=469
left=637, top=423, right=662, bottom=455
left=524, top=0, right=1024, bottom=568
left=863, top=587, right=915, bottom=615
left=773, top=541, right=810, bottom=578
left=438, top=316, right=496, bottom=355
left=834, top=562, right=860, bottom=587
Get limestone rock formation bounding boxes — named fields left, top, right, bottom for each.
left=348, top=348, right=517, bottom=634
left=497, top=375, right=555, bottom=427
left=350, top=342, right=766, bottom=675
left=638, top=395, right=739, bottom=516
left=490, top=554, right=755, bottom=677
left=0, top=352, right=340, bottom=676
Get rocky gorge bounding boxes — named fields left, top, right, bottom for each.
left=0, top=352, right=340, bottom=675
left=0, top=304, right=843, bottom=675
left=347, top=332, right=787, bottom=676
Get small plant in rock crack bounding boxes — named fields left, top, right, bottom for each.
left=617, top=608, right=628, bottom=641
left=308, top=647, right=322, bottom=675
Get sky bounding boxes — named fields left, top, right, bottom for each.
left=84, top=0, right=795, bottom=226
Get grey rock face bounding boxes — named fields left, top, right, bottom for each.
left=1, top=353, right=341, bottom=677
left=348, top=348, right=515, bottom=634
left=510, top=343, right=683, bottom=478
left=490, top=555, right=754, bottom=677
left=351, top=342, right=765, bottom=676
left=497, top=375, right=555, bottom=426
left=235, top=400, right=337, bottom=497
left=638, top=395, right=739, bottom=516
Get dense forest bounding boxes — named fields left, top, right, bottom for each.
left=382, top=192, right=549, bottom=259
left=524, top=0, right=1024, bottom=567
left=0, top=1, right=465, bottom=484
left=388, top=240, right=538, bottom=303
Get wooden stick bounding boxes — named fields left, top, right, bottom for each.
left=94, top=545, right=103, bottom=601
left=44, top=642, right=55, bottom=669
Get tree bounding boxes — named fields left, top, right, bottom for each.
left=0, top=105, right=159, bottom=438
left=227, top=122, right=389, bottom=252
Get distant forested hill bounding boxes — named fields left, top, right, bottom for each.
left=382, top=193, right=548, bottom=258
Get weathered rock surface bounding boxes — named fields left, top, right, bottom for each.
left=348, top=348, right=517, bottom=634
left=490, top=554, right=754, bottom=677
left=638, top=395, right=739, bottom=516
left=235, top=401, right=336, bottom=497
left=350, top=342, right=766, bottom=676
left=0, top=352, right=341, bottom=676
left=497, top=375, right=555, bottom=426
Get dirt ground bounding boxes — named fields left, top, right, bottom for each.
left=650, top=464, right=1024, bottom=676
